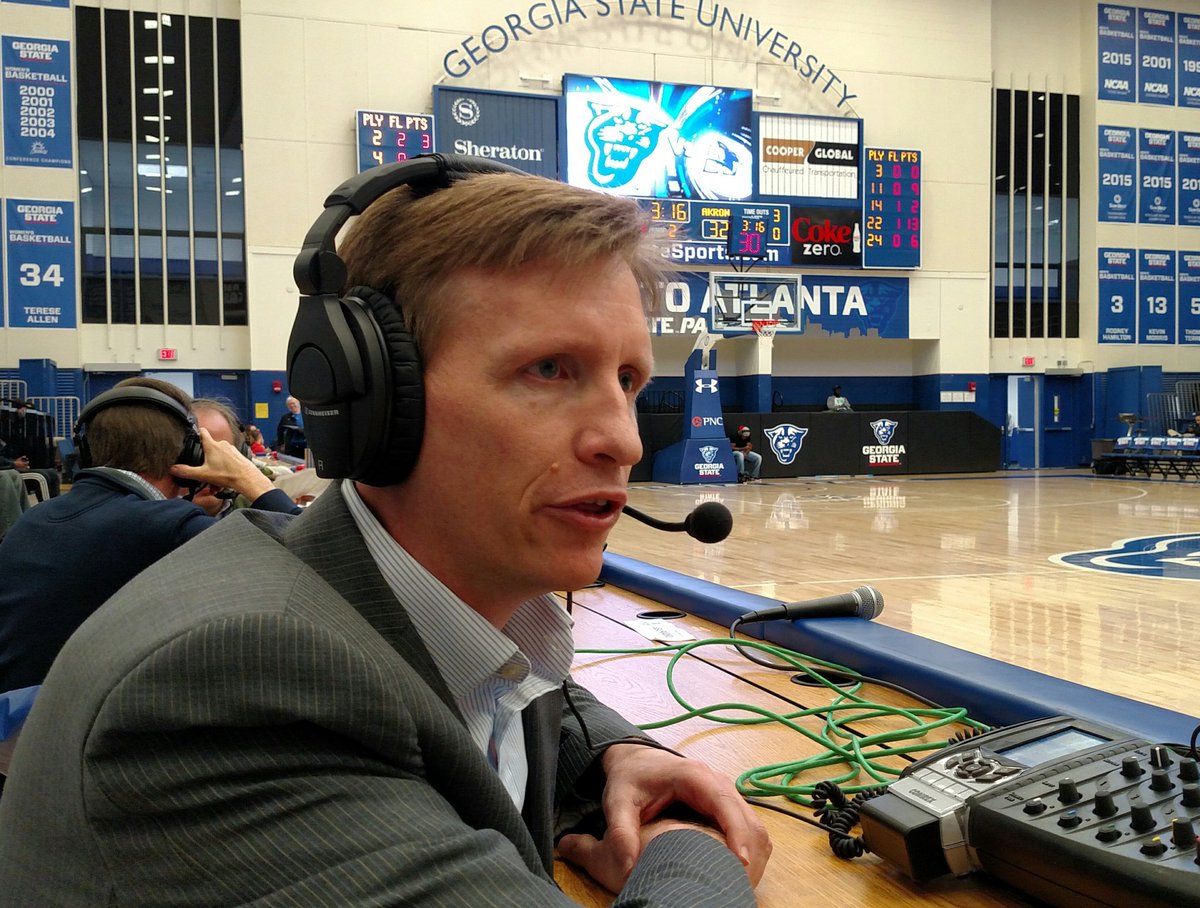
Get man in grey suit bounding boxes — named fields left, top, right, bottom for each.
left=0, top=156, right=769, bottom=905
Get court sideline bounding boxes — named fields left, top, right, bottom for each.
left=605, top=470, right=1199, bottom=720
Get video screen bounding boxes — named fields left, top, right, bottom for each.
left=563, top=74, right=753, bottom=200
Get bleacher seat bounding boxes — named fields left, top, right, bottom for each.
left=1097, top=433, right=1200, bottom=480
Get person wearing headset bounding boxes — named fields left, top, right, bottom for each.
left=0, top=377, right=300, bottom=692
left=0, top=160, right=769, bottom=906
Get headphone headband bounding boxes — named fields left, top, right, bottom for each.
left=286, top=153, right=523, bottom=485
left=74, top=386, right=204, bottom=471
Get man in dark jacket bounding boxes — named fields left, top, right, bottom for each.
left=0, top=377, right=299, bottom=691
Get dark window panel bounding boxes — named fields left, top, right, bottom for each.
left=216, top=19, right=242, bottom=149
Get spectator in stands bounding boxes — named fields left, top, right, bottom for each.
left=0, top=162, right=769, bottom=905
left=729, top=425, right=762, bottom=483
left=826, top=385, right=853, bottom=412
left=275, top=395, right=306, bottom=457
left=0, top=402, right=61, bottom=498
left=0, top=377, right=301, bottom=692
left=245, top=424, right=268, bottom=455
left=1185, top=414, right=1200, bottom=436
left=191, top=399, right=287, bottom=520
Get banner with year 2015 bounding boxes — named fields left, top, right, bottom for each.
left=1097, top=248, right=1137, bottom=344
left=1098, top=5, right=1137, bottom=102
left=1098, top=126, right=1136, bottom=223
left=1180, top=132, right=1200, bottom=226
left=1181, top=14, right=1200, bottom=109
left=1139, top=129, right=1175, bottom=225
left=1, top=35, right=71, bottom=168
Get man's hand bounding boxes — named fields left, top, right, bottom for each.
left=13, top=456, right=30, bottom=470
left=557, top=744, right=770, bottom=892
left=170, top=428, right=275, bottom=503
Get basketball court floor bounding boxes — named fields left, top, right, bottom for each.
left=606, top=470, right=1199, bottom=721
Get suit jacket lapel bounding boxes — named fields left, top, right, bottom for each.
left=282, top=483, right=459, bottom=718
left=280, top=484, right=559, bottom=876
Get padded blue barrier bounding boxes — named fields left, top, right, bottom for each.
left=0, top=685, right=40, bottom=741
left=600, top=553, right=1199, bottom=745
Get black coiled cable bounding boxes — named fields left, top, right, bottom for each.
left=810, top=780, right=886, bottom=859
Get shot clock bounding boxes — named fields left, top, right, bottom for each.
left=355, top=109, right=435, bottom=173
left=862, top=147, right=921, bottom=269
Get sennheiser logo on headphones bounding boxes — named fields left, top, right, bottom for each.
left=452, top=98, right=480, bottom=127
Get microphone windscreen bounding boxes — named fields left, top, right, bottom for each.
left=853, top=585, right=885, bottom=619
left=686, top=501, right=733, bottom=543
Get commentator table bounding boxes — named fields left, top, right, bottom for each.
left=555, top=585, right=1037, bottom=907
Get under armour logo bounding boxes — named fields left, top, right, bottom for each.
left=694, top=378, right=718, bottom=393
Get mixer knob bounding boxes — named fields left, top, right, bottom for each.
left=1181, top=784, right=1200, bottom=809
left=1093, top=790, right=1118, bottom=818
left=1023, top=797, right=1047, bottom=815
left=1149, top=745, right=1173, bottom=769
left=1179, top=758, right=1199, bottom=783
left=1139, top=836, right=1167, bottom=857
left=1057, top=809, right=1082, bottom=829
left=1129, top=799, right=1156, bottom=832
left=1150, top=769, right=1174, bottom=793
left=1095, top=823, right=1121, bottom=843
left=1172, top=818, right=1197, bottom=849
left=1057, top=778, right=1082, bottom=804
left=1121, top=756, right=1144, bottom=778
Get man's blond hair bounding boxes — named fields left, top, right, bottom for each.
left=335, top=171, right=665, bottom=358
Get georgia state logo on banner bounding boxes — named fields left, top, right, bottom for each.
left=765, top=424, right=808, bottom=464
left=870, top=418, right=898, bottom=445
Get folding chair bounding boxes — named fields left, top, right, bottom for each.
left=20, top=472, right=50, bottom=505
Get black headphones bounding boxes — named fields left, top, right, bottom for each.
left=287, top=153, right=521, bottom=487
left=74, top=386, right=205, bottom=471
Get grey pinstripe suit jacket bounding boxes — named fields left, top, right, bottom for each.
left=0, top=484, right=753, bottom=906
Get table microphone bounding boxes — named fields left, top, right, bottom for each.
left=621, top=502, right=733, bottom=544
left=737, top=586, right=884, bottom=623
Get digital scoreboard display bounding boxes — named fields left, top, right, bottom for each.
left=355, top=109, right=435, bottom=173
left=862, top=147, right=921, bottom=269
left=637, top=198, right=791, bottom=266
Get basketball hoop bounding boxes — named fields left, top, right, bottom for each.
left=750, top=319, right=779, bottom=340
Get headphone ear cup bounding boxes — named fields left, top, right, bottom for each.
left=179, top=417, right=205, bottom=469
left=348, top=285, right=424, bottom=486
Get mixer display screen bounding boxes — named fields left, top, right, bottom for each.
left=998, top=728, right=1108, bottom=766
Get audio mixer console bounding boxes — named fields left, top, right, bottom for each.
left=859, top=715, right=1200, bottom=907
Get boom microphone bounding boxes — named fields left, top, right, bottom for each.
left=737, top=586, right=884, bottom=624
left=621, top=502, right=733, bottom=544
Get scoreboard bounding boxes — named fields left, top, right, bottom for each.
left=637, top=198, right=791, bottom=265
left=862, top=147, right=922, bottom=269
left=355, top=109, right=435, bottom=173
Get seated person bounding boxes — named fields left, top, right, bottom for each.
left=0, top=161, right=769, bottom=905
left=191, top=399, right=296, bottom=519
left=1185, top=414, right=1200, bottom=436
left=245, top=424, right=268, bottom=455
left=0, top=470, right=28, bottom=542
left=0, top=402, right=61, bottom=498
left=0, top=377, right=301, bottom=692
left=729, top=425, right=762, bottom=483
left=275, top=395, right=307, bottom=457
left=826, top=385, right=853, bottom=412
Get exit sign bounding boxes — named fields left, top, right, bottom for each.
left=1022, top=356, right=1035, bottom=367
left=158, top=348, right=178, bottom=361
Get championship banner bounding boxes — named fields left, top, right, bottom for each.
left=1179, top=252, right=1200, bottom=345
left=1179, top=132, right=1200, bottom=226
left=0, top=0, right=70, bottom=7
left=2, top=35, right=72, bottom=168
left=1181, top=14, right=1200, bottom=109
left=1098, top=126, right=1136, bottom=223
left=432, top=86, right=557, bottom=179
left=756, top=113, right=860, bottom=201
left=1097, top=248, right=1137, bottom=344
left=1138, top=128, right=1175, bottom=225
left=1138, top=249, right=1176, bottom=344
left=1097, top=5, right=1137, bottom=102
left=1137, top=8, right=1176, bottom=106
left=652, top=271, right=908, bottom=339
left=5, top=198, right=76, bottom=329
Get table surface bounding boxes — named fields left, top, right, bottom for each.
left=555, top=584, right=1038, bottom=907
